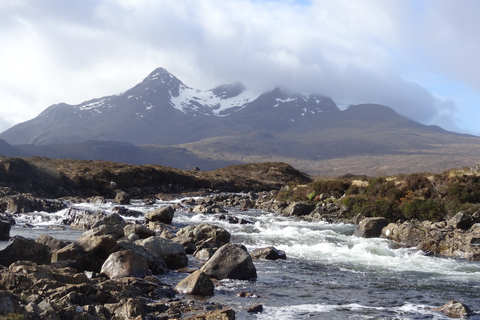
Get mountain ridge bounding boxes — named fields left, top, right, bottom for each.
left=1, top=67, right=480, bottom=176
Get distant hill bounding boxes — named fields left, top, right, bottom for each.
left=1, top=67, right=480, bottom=176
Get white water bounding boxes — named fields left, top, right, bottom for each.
left=2, top=198, right=480, bottom=319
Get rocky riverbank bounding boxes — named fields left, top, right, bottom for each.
left=1, top=156, right=479, bottom=318
left=1, top=190, right=478, bottom=318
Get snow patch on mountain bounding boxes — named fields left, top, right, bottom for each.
left=170, top=84, right=261, bottom=116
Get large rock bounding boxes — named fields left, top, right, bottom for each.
left=175, top=270, right=214, bottom=296
left=184, top=308, right=235, bottom=320
left=2, top=194, right=65, bottom=214
left=115, top=191, right=131, bottom=205
left=354, top=217, right=389, bottom=238
left=65, top=208, right=107, bottom=231
left=145, top=206, right=175, bottom=224
left=177, top=223, right=231, bottom=245
left=282, top=202, right=315, bottom=217
left=91, top=212, right=127, bottom=239
left=136, top=236, right=187, bottom=270
left=0, top=236, right=51, bottom=267
left=124, top=223, right=156, bottom=240
left=382, top=221, right=426, bottom=247
left=250, top=246, right=286, bottom=260
left=0, top=219, right=10, bottom=241
left=448, top=212, right=473, bottom=230
left=76, top=233, right=118, bottom=260
left=434, top=300, right=472, bottom=318
left=101, top=249, right=151, bottom=279
left=117, top=240, right=168, bottom=275
left=201, top=243, right=257, bottom=280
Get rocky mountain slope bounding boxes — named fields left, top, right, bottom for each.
left=1, top=67, right=480, bottom=176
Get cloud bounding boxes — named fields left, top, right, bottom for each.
left=0, top=0, right=478, bottom=135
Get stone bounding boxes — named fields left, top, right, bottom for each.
left=136, top=236, right=187, bottom=270
left=0, top=236, right=51, bottom=267
left=175, top=270, right=215, bottom=296
left=0, top=219, right=11, bottom=241
left=145, top=206, right=175, bottom=224
left=354, top=217, right=389, bottom=238
left=247, top=304, right=263, bottom=313
left=90, top=212, right=127, bottom=238
left=201, top=243, right=257, bottom=280
left=177, top=223, right=231, bottom=245
left=101, top=249, right=151, bottom=279
left=75, top=234, right=118, bottom=260
left=282, top=202, right=315, bottom=217
left=184, top=308, right=235, bottom=320
left=382, top=221, right=426, bottom=247
left=117, top=240, right=168, bottom=275
left=36, top=234, right=68, bottom=251
left=250, top=246, right=286, bottom=260
left=434, top=300, right=472, bottom=318
left=124, top=223, right=156, bottom=239
left=448, top=212, right=473, bottom=230
left=115, top=191, right=131, bottom=205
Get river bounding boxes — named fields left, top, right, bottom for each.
left=2, top=196, right=480, bottom=319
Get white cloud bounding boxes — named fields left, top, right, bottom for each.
left=0, top=0, right=478, bottom=135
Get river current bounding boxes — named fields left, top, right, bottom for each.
left=1, top=196, right=480, bottom=319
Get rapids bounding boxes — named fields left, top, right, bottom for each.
left=1, top=197, right=480, bottom=319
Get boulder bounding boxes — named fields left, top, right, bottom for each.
left=117, top=240, right=168, bottom=275
left=177, top=223, right=231, bottom=245
left=448, top=212, right=473, bottom=230
left=282, top=202, right=315, bottom=217
left=0, top=236, right=51, bottom=267
left=250, top=246, right=287, bottom=260
left=124, top=223, right=156, bottom=239
left=91, top=212, right=127, bottom=238
left=434, top=300, right=472, bottom=318
left=354, top=217, right=389, bottom=238
left=184, top=308, right=235, bottom=320
left=51, top=243, right=103, bottom=272
left=201, top=243, right=257, bottom=280
left=0, top=219, right=10, bottom=241
left=3, top=194, right=66, bottom=214
left=175, top=270, right=214, bottom=296
left=101, top=249, right=151, bottom=279
left=382, top=221, right=426, bottom=247
left=36, top=234, right=68, bottom=251
left=145, top=206, right=175, bottom=224
left=65, top=208, right=107, bottom=231
left=136, top=236, right=187, bottom=270
left=115, top=191, right=131, bottom=205
left=75, top=234, right=118, bottom=260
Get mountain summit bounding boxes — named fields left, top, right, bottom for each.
left=2, top=67, right=480, bottom=176
left=0, top=67, right=338, bottom=145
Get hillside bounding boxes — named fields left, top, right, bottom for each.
left=1, top=67, right=480, bottom=176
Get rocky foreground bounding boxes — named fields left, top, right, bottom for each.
left=0, top=156, right=479, bottom=318
left=0, top=191, right=477, bottom=319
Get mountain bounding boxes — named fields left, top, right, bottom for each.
left=2, top=67, right=480, bottom=176
left=0, top=68, right=337, bottom=146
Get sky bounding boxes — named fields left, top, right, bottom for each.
left=1, top=0, right=480, bottom=136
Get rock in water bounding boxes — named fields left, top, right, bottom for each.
left=136, top=236, right=188, bottom=270
left=145, top=206, right=175, bottom=224
left=101, top=249, right=151, bottom=279
left=115, top=191, right=131, bottom=205
left=175, top=270, right=214, bottom=296
left=250, top=246, right=286, bottom=260
left=354, top=217, right=389, bottom=238
left=0, top=236, right=51, bottom=266
left=434, top=300, right=472, bottom=318
left=0, top=220, right=10, bottom=241
left=201, top=243, right=257, bottom=280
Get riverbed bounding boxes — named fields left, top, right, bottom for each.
left=2, top=196, right=480, bottom=319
